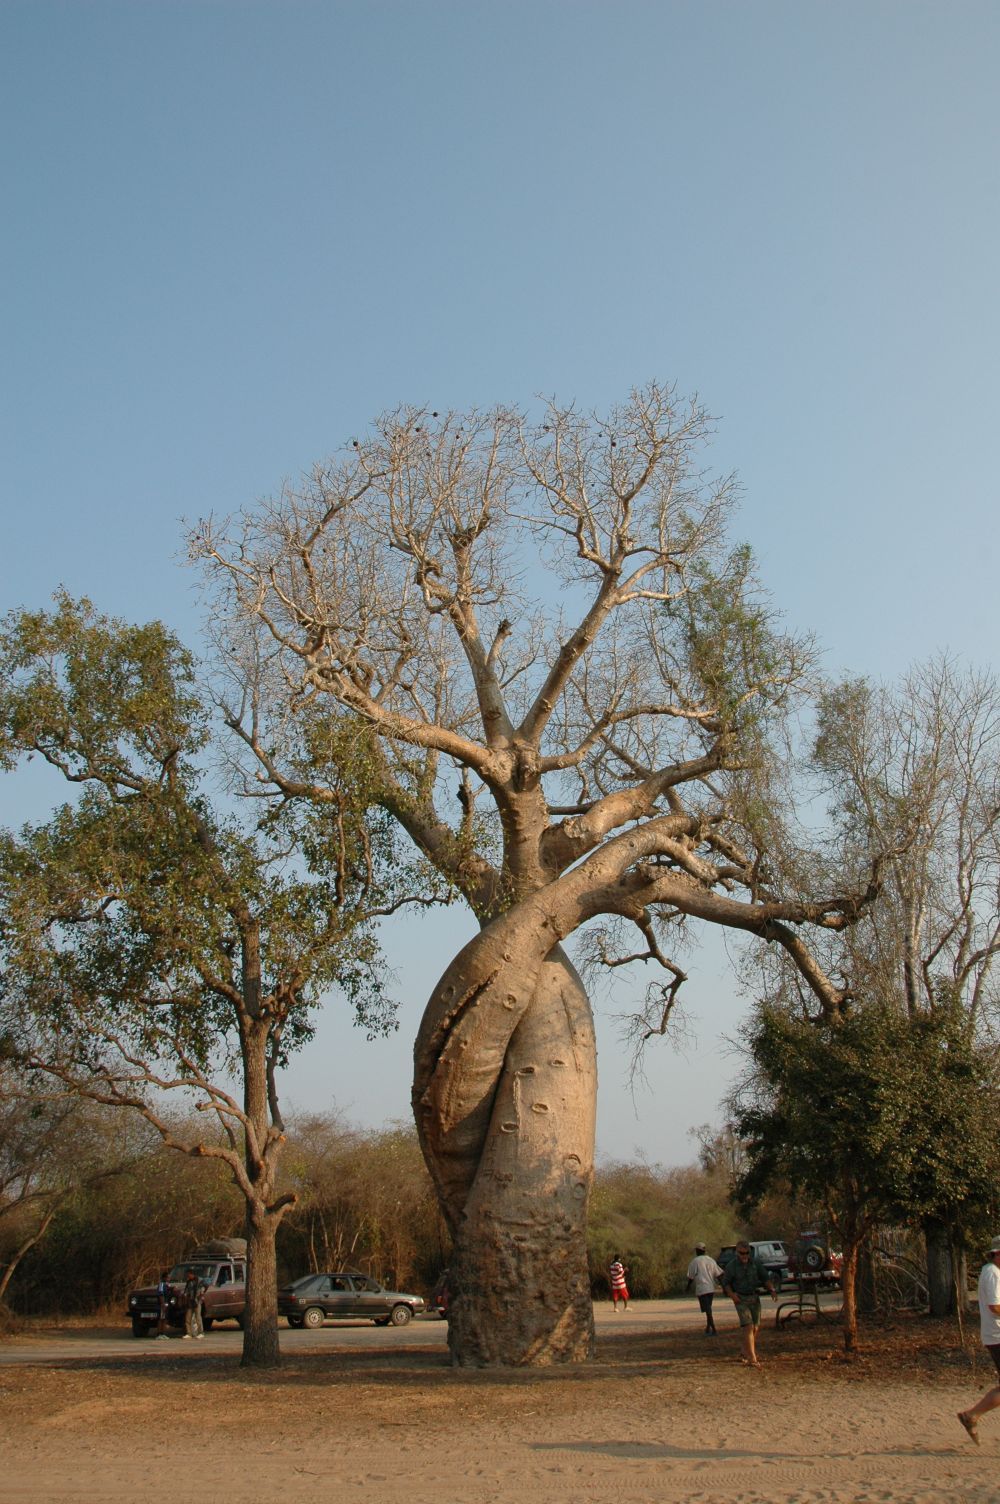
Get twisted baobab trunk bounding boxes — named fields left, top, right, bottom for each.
left=413, top=912, right=596, bottom=1366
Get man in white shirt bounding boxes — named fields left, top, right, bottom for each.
left=958, top=1236, right=1000, bottom=1443
left=686, top=1242, right=725, bottom=1335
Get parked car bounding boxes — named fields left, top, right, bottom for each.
left=125, top=1239, right=247, bottom=1337
left=718, top=1240, right=791, bottom=1289
left=787, top=1231, right=841, bottom=1288
left=278, top=1272, right=426, bottom=1328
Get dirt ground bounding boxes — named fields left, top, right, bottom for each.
left=2, top=1307, right=999, bottom=1504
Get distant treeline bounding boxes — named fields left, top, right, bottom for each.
left=2, top=1106, right=798, bottom=1315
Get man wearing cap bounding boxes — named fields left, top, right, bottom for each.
left=686, top=1243, right=725, bottom=1335
left=721, top=1241, right=777, bottom=1368
left=958, top=1236, right=1000, bottom=1443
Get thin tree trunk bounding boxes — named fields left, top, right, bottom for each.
left=955, top=1245, right=969, bottom=1313
left=840, top=1240, right=860, bottom=1353
left=239, top=977, right=284, bottom=1369
left=0, top=1206, right=57, bottom=1305
left=855, top=1242, right=877, bottom=1317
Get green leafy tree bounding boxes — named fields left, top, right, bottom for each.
left=587, top=1156, right=740, bottom=1296
left=0, top=597, right=399, bottom=1366
left=730, top=1003, right=1000, bottom=1350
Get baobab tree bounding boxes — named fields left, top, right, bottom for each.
left=194, top=383, right=870, bottom=1365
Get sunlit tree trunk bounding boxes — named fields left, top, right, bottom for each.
left=840, top=1243, right=859, bottom=1353
left=836, top=1194, right=867, bottom=1355
left=415, top=941, right=596, bottom=1365
left=242, top=1208, right=282, bottom=1367
left=240, top=1006, right=285, bottom=1369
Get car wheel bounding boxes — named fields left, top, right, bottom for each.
left=389, top=1304, right=412, bottom=1326
left=131, top=1317, right=151, bottom=1338
left=235, top=1315, right=245, bottom=1329
left=803, top=1245, right=825, bottom=1272
left=302, top=1306, right=325, bottom=1330
left=201, top=1316, right=214, bottom=1331
left=286, top=1316, right=304, bottom=1328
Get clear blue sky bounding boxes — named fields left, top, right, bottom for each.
left=3, top=1, right=998, bottom=1163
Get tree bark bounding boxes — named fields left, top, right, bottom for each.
left=840, top=1240, right=859, bottom=1353
left=239, top=993, right=284, bottom=1369
left=415, top=941, right=596, bottom=1365
left=855, top=1243, right=877, bottom=1317
left=924, top=1217, right=954, bottom=1317
left=242, top=1206, right=281, bottom=1368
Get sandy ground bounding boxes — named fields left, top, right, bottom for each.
left=1, top=1300, right=998, bottom=1504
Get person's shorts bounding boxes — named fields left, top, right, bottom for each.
left=986, top=1343, right=1000, bottom=1378
left=735, top=1296, right=761, bottom=1328
left=697, top=1292, right=715, bottom=1312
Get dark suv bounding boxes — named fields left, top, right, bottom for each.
left=718, top=1240, right=790, bottom=1289
left=278, top=1272, right=426, bottom=1328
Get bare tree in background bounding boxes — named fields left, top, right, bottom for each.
left=810, top=660, right=1000, bottom=1311
left=194, top=384, right=871, bottom=1365
left=0, top=1072, right=136, bottom=1308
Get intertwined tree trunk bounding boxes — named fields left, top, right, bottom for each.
left=415, top=938, right=596, bottom=1364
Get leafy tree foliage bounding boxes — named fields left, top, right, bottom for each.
left=0, top=596, right=398, bottom=1365
left=587, top=1156, right=743, bottom=1296
left=7, top=1113, right=444, bottom=1317
left=730, top=1002, right=1000, bottom=1349
left=734, top=659, right=1000, bottom=1318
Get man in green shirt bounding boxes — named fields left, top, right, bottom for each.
left=722, top=1242, right=777, bottom=1368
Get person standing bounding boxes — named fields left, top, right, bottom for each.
left=686, top=1243, right=724, bottom=1335
left=958, top=1236, right=1000, bottom=1444
left=155, top=1269, right=172, bottom=1339
left=721, top=1241, right=776, bottom=1368
left=181, top=1267, right=205, bottom=1340
left=609, top=1257, right=629, bottom=1310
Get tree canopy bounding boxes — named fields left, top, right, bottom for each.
left=0, top=595, right=400, bottom=1365
left=730, top=1000, right=1000, bottom=1347
left=192, top=384, right=874, bottom=1365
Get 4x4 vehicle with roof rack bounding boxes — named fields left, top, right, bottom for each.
left=125, top=1239, right=247, bottom=1337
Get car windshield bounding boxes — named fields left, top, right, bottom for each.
left=168, top=1263, right=216, bottom=1283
